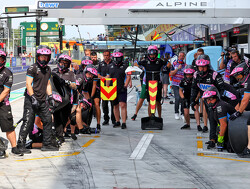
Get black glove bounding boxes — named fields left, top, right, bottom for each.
left=190, top=101, right=197, bottom=112
left=48, top=94, right=55, bottom=113
left=229, top=111, right=242, bottom=121
left=31, top=95, right=39, bottom=110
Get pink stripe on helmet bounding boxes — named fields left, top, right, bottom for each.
left=112, top=52, right=123, bottom=57
left=37, top=48, right=51, bottom=55
left=0, top=50, right=6, bottom=57
left=184, top=68, right=195, bottom=74
left=230, top=67, right=244, bottom=76
left=202, top=91, right=217, bottom=99
left=196, top=59, right=210, bottom=66
left=59, top=54, right=72, bottom=62
left=86, top=67, right=98, bottom=76
left=82, top=59, right=93, bottom=65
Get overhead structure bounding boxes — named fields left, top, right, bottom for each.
left=74, top=40, right=204, bottom=46
left=34, top=0, right=250, bottom=25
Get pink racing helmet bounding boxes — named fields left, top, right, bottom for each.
left=36, top=45, right=51, bottom=67
left=85, top=64, right=98, bottom=76
left=202, top=86, right=219, bottom=99
left=58, top=54, right=72, bottom=63
left=147, top=45, right=158, bottom=61
left=202, top=90, right=217, bottom=99
left=184, top=65, right=195, bottom=74
left=112, top=52, right=123, bottom=58
left=37, top=48, right=51, bottom=55
left=81, top=56, right=93, bottom=65
left=196, top=54, right=210, bottom=67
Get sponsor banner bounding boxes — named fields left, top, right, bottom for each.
left=22, top=57, right=26, bottom=66
left=37, top=0, right=213, bottom=10
left=12, top=57, right=16, bottom=67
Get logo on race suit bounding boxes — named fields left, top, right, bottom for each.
left=198, top=83, right=214, bottom=91
left=0, top=74, right=3, bottom=79
left=9, top=75, right=13, bottom=82
left=38, top=2, right=60, bottom=8
left=217, top=106, right=222, bottom=113
left=223, top=90, right=237, bottom=100
left=100, top=78, right=117, bottom=101
left=245, top=83, right=248, bottom=89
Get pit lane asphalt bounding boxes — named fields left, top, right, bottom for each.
left=0, top=78, right=250, bottom=189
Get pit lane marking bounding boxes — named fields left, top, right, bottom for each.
left=129, top=134, right=154, bottom=160
left=197, top=153, right=250, bottom=163
left=15, top=152, right=80, bottom=162
left=82, top=139, right=95, bottom=148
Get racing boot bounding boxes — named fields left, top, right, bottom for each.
left=239, top=147, right=250, bottom=158
left=131, top=114, right=137, bottom=121
left=96, top=124, right=101, bottom=132
left=207, top=141, right=216, bottom=149
left=202, top=126, right=208, bottom=133
left=181, top=124, right=190, bottom=130
left=17, top=143, right=31, bottom=154
left=71, top=134, right=77, bottom=140
left=197, top=125, right=202, bottom=131
left=113, top=121, right=121, bottom=128
left=0, top=150, right=6, bottom=159
left=11, top=147, right=24, bottom=156
left=217, top=142, right=224, bottom=152
left=121, top=123, right=127, bottom=129
left=79, top=127, right=91, bottom=135
left=41, top=144, right=59, bottom=151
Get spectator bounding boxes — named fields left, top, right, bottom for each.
left=170, top=51, right=186, bottom=120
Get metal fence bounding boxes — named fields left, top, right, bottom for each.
left=6, top=57, right=35, bottom=67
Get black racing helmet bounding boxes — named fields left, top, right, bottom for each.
left=230, top=62, right=250, bottom=84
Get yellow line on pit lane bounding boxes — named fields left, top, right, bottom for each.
left=16, top=152, right=80, bottom=162
left=198, top=153, right=250, bottom=163
left=82, top=139, right=95, bottom=148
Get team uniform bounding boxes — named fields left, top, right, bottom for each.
left=139, top=58, right=165, bottom=102
left=179, top=78, right=192, bottom=109
left=97, top=60, right=115, bottom=124
left=52, top=68, right=76, bottom=141
left=0, top=67, right=14, bottom=132
left=18, top=63, right=53, bottom=148
left=107, top=62, right=128, bottom=105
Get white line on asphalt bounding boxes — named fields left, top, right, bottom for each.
left=11, top=87, right=26, bottom=93
left=129, top=134, right=154, bottom=160
left=13, top=72, right=26, bottom=76
left=10, top=96, right=24, bottom=104
left=127, top=95, right=134, bottom=102
left=13, top=81, right=26, bottom=86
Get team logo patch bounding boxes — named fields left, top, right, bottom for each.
left=198, top=83, right=214, bottom=91
left=245, top=83, right=248, bottom=89
left=217, top=106, right=222, bottom=113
